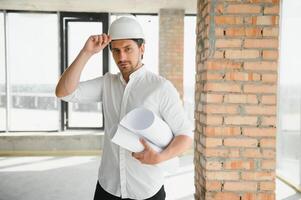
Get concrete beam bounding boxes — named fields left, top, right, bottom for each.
left=0, top=0, right=196, bottom=14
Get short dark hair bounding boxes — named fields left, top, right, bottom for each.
left=132, top=38, right=145, bottom=47
left=132, top=39, right=145, bottom=59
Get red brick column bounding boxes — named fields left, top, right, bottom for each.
left=194, top=0, right=279, bottom=199
left=159, top=9, right=184, bottom=99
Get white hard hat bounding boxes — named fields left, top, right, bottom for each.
left=108, top=17, right=145, bottom=40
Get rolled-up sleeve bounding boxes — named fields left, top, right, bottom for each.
left=59, top=76, right=104, bottom=103
left=159, top=81, right=194, bottom=138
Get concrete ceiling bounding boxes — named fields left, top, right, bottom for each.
left=0, top=0, right=197, bottom=14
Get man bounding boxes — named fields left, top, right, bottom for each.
left=55, top=16, right=193, bottom=200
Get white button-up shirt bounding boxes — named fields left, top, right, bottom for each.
left=61, top=66, right=193, bottom=199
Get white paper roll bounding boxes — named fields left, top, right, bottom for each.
left=112, top=124, right=162, bottom=153
left=119, top=107, right=174, bottom=148
left=111, top=107, right=179, bottom=173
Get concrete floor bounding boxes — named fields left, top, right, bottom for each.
left=0, top=155, right=300, bottom=200
left=0, top=155, right=194, bottom=200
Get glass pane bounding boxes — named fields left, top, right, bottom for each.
left=0, top=12, right=6, bottom=131
left=136, top=15, right=159, bottom=74
left=67, top=22, right=103, bottom=128
left=7, top=13, right=59, bottom=131
left=109, top=15, right=159, bottom=74
left=277, top=0, right=301, bottom=188
left=184, top=16, right=196, bottom=123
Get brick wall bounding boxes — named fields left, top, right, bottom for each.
left=194, top=0, right=279, bottom=199
left=159, top=9, right=184, bottom=99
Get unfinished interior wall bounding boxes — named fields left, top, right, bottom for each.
left=159, top=9, right=185, bottom=99
left=194, top=0, right=279, bottom=199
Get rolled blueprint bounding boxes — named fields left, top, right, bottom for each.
left=112, top=124, right=162, bottom=153
left=119, top=107, right=173, bottom=149
left=111, top=107, right=179, bottom=172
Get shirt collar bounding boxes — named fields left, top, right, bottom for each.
left=119, top=65, right=146, bottom=85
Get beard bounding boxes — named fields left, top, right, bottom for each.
left=118, top=60, right=139, bottom=74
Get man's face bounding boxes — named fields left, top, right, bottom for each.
left=110, top=39, right=144, bottom=75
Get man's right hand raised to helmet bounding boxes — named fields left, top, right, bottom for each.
left=83, top=33, right=112, bottom=55
left=55, top=33, right=111, bottom=98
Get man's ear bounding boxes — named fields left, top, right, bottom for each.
left=140, top=43, right=145, bottom=59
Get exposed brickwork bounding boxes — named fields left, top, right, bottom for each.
left=159, top=9, right=184, bottom=99
left=195, top=0, right=279, bottom=199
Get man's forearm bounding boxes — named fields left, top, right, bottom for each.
left=55, top=50, right=92, bottom=97
left=158, top=135, right=193, bottom=163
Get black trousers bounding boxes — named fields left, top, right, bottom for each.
left=93, top=181, right=166, bottom=200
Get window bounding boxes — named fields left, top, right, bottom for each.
left=184, top=15, right=196, bottom=123
left=277, top=0, right=301, bottom=189
left=6, top=13, right=59, bottom=131
left=65, top=19, right=105, bottom=128
left=0, top=12, right=5, bottom=131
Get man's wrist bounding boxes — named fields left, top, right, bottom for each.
left=80, top=49, right=94, bottom=58
left=157, top=152, right=167, bottom=164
